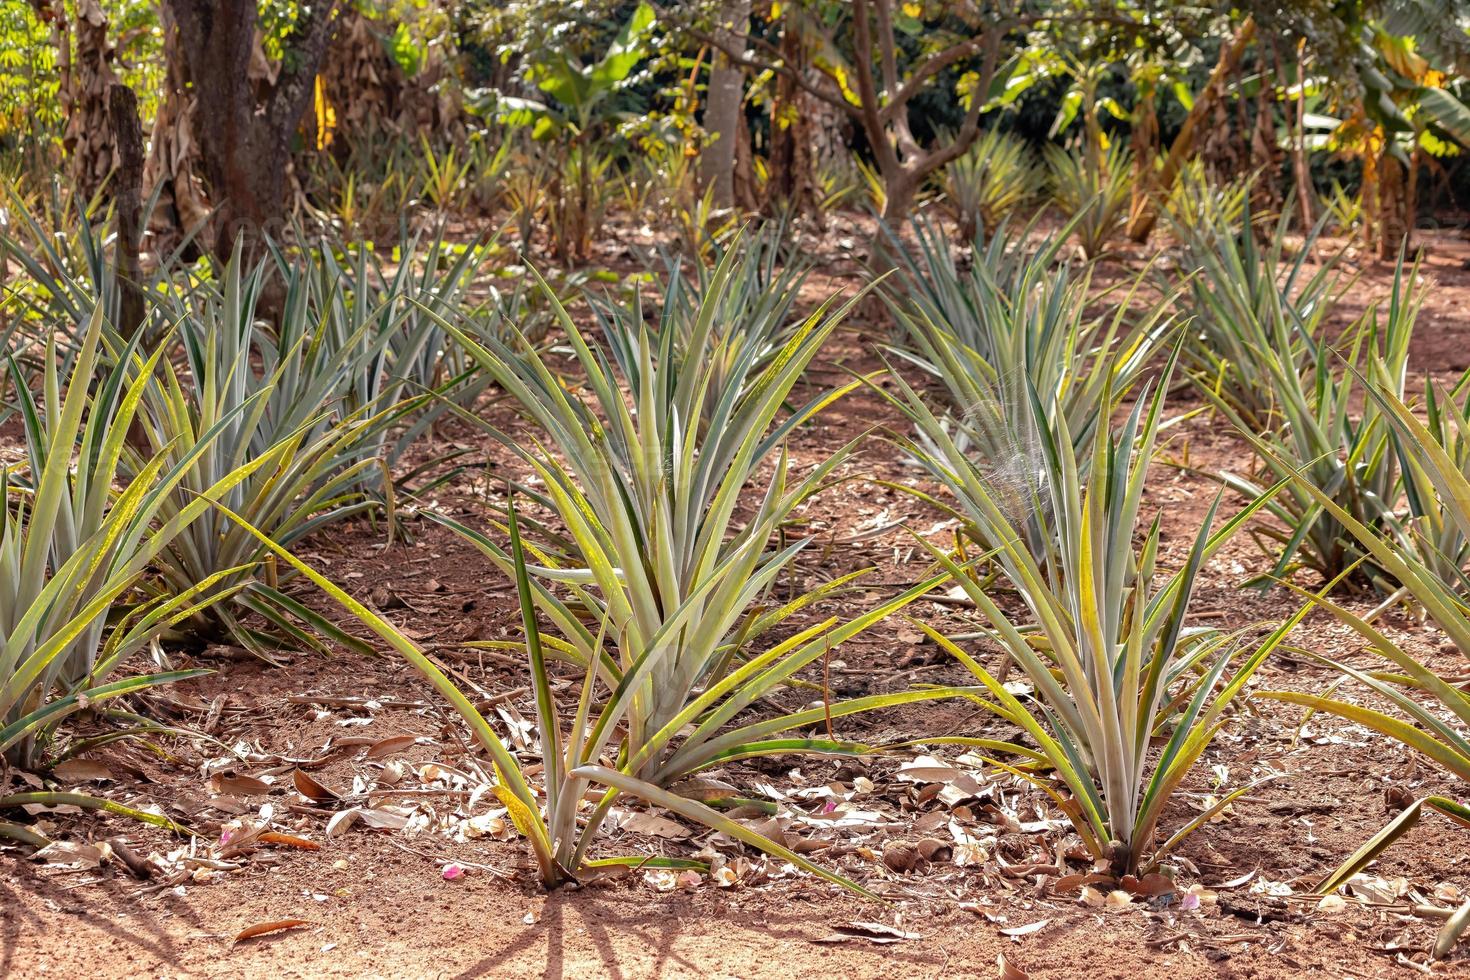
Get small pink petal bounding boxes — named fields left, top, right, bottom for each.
left=442, top=863, right=465, bottom=881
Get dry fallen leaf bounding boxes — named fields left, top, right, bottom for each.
left=365, top=734, right=421, bottom=760
left=882, top=841, right=919, bottom=873
left=357, top=807, right=411, bottom=831
left=232, top=919, right=311, bottom=945
left=621, top=811, right=691, bottom=840
left=1347, top=874, right=1408, bottom=905
left=814, top=922, right=922, bottom=945
left=292, top=769, right=340, bottom=804
left=953, top=841, right=990, bottom=867
left=999, top=919, right=1050, bottom=938
left=51, top=759, right=113, bottom=783
left=462, top=812, right=512, bottom=841
left=896, top=756, right=959, bottom=784
left=258, top=831, right=320, bottom=851
left=1121, top=872, right=1175, bottom=897
left=998, top=952, right=1030, bottom=980
left=325, top=809, right=360, bottom=838
left=1054, top=872, right=1113, bottom=894
left=210, top=773, right=271, bottom=796
left=32, top=840, right=110, bottom=870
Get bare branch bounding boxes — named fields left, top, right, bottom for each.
left=912, top=30, right=1002, bottom=177
left=878, top=36, right=988, bottom=123
left=851, top=0, right=900, bottom=174
left=873, top=0, right=899, bottom=100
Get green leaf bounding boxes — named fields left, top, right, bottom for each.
left=591, top=1, right=655, bottom=87
left=1419, top=87, right=1470, bottom=149
left=1313, top=795, right=1470, bottom=895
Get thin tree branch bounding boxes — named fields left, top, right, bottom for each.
left=878, top=35, right=989, bottom=123
left=912, top=30, right=1001, bottom=177
left=873, top=0, right=922, bottom=160
left=851, top=0, right=900, bottom=175
left=874, top=0, right=899, bottom=99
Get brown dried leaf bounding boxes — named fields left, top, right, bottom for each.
left=1121, top=872, right=1176, bottom=897
left=51, top=759, right=113, bottom=783
left=258, top=832, right=320, bottom=851
left=325, top=808, right=360, bottom=838
left=1054, top=872, right=1114, bottom=894
left=292, top=769, right=340, bottom=804
left=896, top=756, right=959, bottom=784
left=365, top=734, right=421, bottom=760
left=882, top=841, right=919, bottom=873
left=357, top=807, right=410, bottom=830
left=998, top=952, right=1030, bottom=980
left=621, top=811, right=691, bottom=840
left=232, top=919, right=310, bottom=945
left=210, top=773, right=271, bottom=796
left=32, top=840, right=109, bottom=869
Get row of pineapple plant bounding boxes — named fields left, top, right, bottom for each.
left=2, top=176, right=1469, bottom=951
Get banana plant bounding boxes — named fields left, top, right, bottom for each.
left=484, top=2, right=655, bottom=260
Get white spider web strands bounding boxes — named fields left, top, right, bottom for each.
left=938, top=363, right=1060, bottom=571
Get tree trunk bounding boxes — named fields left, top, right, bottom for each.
left=1289, top=41, right=1314, bottom=233
left=1378, top=148, right=1409, bottom=259
left=108, top=83, right=146, bottom=340
left=733, top=106, right=759, bottom=212
left=31, top=0, right=117, bottom=204
left=700, top=0, right=749, bottom=210
left=1361, top=137, right=1380, bottom=255
left=766, top=23, right=816, bottom=215
left=1127, top=16, right=1257, bottom=243
left=163, top=0, right=341, bottom=256
left=1405, top=143, right=1420, bottom=251
left=1249, top=47, right=1281, bottom=216
left=1128, top=78, right=1159, bottom=233
left=143, top=3, right=211, bottom=250
left=879, top=174, right=918, bottom=230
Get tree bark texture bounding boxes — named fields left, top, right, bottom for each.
left=700, top=0, right=750, bottom=210
left=163, top=0, right=342, bottom=256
